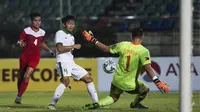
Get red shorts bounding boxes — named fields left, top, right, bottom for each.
left=19, top=54, right=40, bottom=72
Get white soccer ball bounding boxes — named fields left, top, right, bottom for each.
left=103, top=60, right=116, bottom=74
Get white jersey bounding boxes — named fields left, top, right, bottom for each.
left=55, top=30, right=75, bottom=63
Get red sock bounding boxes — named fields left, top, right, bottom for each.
left=17, top=78, right=29, bottom=97
left=18, top=71, right=26, bottom=93
left=17, top=79, right=22, bottom=93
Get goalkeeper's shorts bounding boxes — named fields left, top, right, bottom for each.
left=110, top=80, right=149, bottom=96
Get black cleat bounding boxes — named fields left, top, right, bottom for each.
left=130, top=103, right=148, bottom=109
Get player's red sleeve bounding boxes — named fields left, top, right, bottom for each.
left=19, top=30, right=26, bottom=41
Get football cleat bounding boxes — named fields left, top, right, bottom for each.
left=15, top=96, right=22, bottom=104
left=130, top=103, right=148, bottom=109
left=82, top=103, right=100, bottom=110
left=48, top=104, right=56, bottom=110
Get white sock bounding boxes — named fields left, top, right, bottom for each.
left=51, top=83, right=66, bottom=105
left=86, top=82, right=98, bottom=103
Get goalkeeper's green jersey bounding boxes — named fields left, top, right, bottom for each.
left=109, top=41, right=151, bottom=91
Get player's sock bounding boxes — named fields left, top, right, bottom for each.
left=50, top=83, right=66, bottom=105
left=17, top=71, right=25, bottom=93
left=86, top=82, right=98, bottom=103
left=131, top=92, right=148, bottom=106
left=17, top=77, right=29, bottom=97
left=17, top=78, right=22, bottom=93
left=98, top=96, right=114, bottom=106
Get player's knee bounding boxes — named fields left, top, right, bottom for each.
left=62, top=77, right=70, bottom=87
left=111, top=96, right=119, bottom=102
left=144, top=87, right=150, bottom=94
left=140, top=88, right=150, bottom=96
left=24, top=67, right=34, bottom=78
left=86, top=76, right=93, bottom=83
left=24, top=74, right=31, bottom=78
left=81, top=73, right=93, bottom=83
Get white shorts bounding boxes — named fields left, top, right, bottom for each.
left=56, top=62, right=88, bottom=80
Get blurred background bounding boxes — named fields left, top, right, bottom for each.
left=0, top=0, right=199, bottom=58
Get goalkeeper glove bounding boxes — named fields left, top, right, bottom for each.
left=82, top=30, right=98, bottom=44
left=153, top=76, right=169, bottom=94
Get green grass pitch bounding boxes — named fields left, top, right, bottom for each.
left=0, top=91, right=199, bottom=112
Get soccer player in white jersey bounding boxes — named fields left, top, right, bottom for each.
left=48, top=15, right=98, bottom=110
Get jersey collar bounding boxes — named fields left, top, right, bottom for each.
left=131, top=42, right=141, bottom=46
left=62, top=28, right=73, bottom=35
left=30, top=26, right=39, bottom=32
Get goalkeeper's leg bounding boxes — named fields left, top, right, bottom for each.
left=82, top=83, right=123, bottom=109
left=98, top=83, right=124, bottom=107
left=126, top=80, right=149, bottom=109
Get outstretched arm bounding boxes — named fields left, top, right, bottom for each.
left=82, top=30, right=109, bottom=52
left=94, top=41, right=109, bottom=53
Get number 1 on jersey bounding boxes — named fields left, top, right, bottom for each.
left=125, top=55, right=131, bottom=72
left=34, top=39, right=38, bottom=46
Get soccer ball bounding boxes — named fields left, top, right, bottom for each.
left=103, top=60, right=116, bottom=74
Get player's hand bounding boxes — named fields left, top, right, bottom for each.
left=73, top=44, right=81, bottom=49
left=20, top=42, right=26, bottom=47
left=49, top=50, right=55, bottom=56
left=154, top=80, right=169, bottom=94
left=82, top=30, right=98, bottom=44
left=17, top=41, right=26, bottom=48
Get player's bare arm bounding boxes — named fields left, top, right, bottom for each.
left=143, top=64, right=155, bottom=79
left=40, top=42, right=55, bottom=56
left=40, top=42, right=51, bottom=51
left=143, top=64, right=169, bottom=93
left=95, top=41, right=109, bottom=52
left=56, top=43, right=81, bottom=53
left=82, top=30, right=109, bottom=52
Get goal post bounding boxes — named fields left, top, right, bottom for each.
left=180, top=0, right=192, bottom=112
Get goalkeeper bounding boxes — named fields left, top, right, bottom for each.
left=82, top=28, right=169, bottom=109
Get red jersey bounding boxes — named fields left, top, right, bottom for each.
left=19, top=26, right=45, bottom=58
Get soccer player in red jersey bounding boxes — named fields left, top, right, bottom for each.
left=15, top=12, right=55, bottom=104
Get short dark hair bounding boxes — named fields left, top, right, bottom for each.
left=30, top=12, right=41, bottom=21
left=62, top=15, right=76, bottom=24
left=132, top=28, right=144, bottom=39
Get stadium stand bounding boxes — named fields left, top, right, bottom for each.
left=0, top=0, right=199, bottom=58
